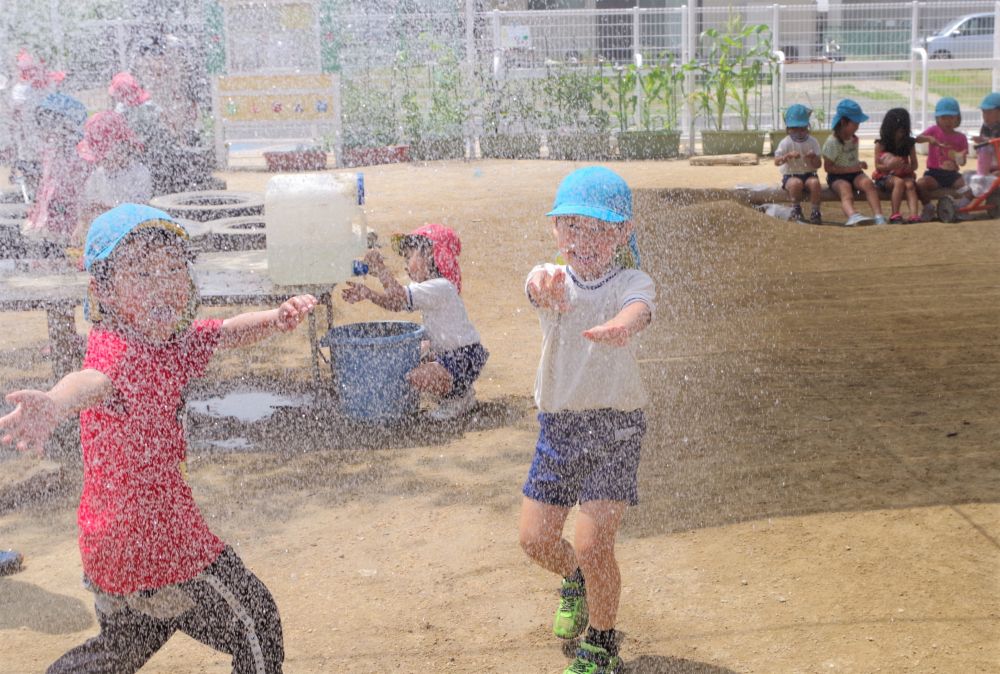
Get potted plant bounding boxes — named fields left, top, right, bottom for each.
left=408, top=43, right=468, bottom=161
left=617, top=55, right=684, bottom=160
left=263, top=144, right=328, bottom=172
left=480, top=77, right=543, bottom=159
left=689, top=13, right=775, bottom=155
left=544, top=63, right=612, bottom=161
left=340, top=74, right=410, bottom=167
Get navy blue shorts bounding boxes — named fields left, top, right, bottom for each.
left=782, top=173, right=818, bottom=190
left=523, top=409, right=645, bottom=507
left=827, top=171, right=865, bottom=189
left=923, top=167, right=962, bottom=188
left=436, top=342, right=488, bottom=398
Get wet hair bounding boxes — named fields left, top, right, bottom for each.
left=398, top=234, right=440, bottom=277
left=90, top=227, right=191, bottom=286
left=879, top=108, right=915, bottom=157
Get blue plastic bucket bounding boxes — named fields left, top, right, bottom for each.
left=319, top=321, right=425, bottom=420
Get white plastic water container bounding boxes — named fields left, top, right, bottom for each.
left=265, top=172, right=366, bottom=285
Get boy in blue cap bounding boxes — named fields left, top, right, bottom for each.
left=916, top=97, right=969, bottom=220
left=822, top=99, right=886, bottom=226
left=774, top=104, right=823, bottom=223
left=972, top=92, right=1000, bottom=179
left=0, top=203, right=317, bottom=673
left=519, top=166, right=655, bottom=674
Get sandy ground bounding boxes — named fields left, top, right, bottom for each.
left=0, top=155, right=998, bottom=673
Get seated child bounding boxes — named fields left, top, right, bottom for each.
left=774, top=103, right=823, bottom=223
left=916, top=97, right=969, bottom=220
left=822, top=99, right=886, bottom=226
left=872, top=108, right=920, bottom=223
left=0, top=203, right=315, bottom=673
left=341, top=223, right=488, bottom=421
left=22, top=93, right=92, bottom=246
left=970, top=92, right=1000, bottom=194
left=77, top=111, right=153, bottom=240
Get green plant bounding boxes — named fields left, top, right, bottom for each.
left=636, top=55, right=685, bottom=131
left=483, top=77, right=542, bottom=136
left=687, top=13, right=777, bottom=131
left=542, top=63, right=610, bottom=134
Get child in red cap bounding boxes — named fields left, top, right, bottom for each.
left=78, top=111, right=152, bottom=234
left=342, top=223, right=488, bottom=421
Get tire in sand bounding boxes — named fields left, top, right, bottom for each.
left=210, top=215, right=266, bottom=251
left=149, top=191, right=263, bottom=222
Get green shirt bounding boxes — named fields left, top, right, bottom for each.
left=822, top=134, right=860, bottom=168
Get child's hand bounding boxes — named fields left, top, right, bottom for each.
left=582, top=322, right=631, bottom=346
left=363, top=249, right=386, bottom=272
left=527, top=269, right=569, bottom=312
left=785, top=151, right=801, bottom=160
left=858, top=160, right=868, bottom=170
left=275, top=294, right=317, bottom=332
left=0, top=390, right=60, bottom=455
left=341, top=281, right=372, bottom=304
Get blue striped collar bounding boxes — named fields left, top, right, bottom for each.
left=566, top=265, right=623, bottom=290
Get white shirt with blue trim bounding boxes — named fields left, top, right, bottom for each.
left=406, top=277, right=480, bottom=353
left=527, top=263, right=655, bottom=413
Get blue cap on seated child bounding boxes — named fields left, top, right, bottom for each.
left=980, top=92, right=1000, bottom=110
left=784, top=104, right=812, bottom=128
left=831, top=99, right=868, bottom=129
left=547, top=166, right=632, bottom=223
left=934, top=97, right=961, bottom=117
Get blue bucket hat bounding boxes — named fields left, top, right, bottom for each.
left=935, top=97, right=961, bottom=117
left=84, top=203, right=188, bottom=271
left=547, top=166, right=632, bottom=223
left=831, top=99, right=868, bottom=129
left=784, top=104, right=812, bottom=128
left=980, top=92, right=1000, bottom=110
left=36, top=93, right=88, bottom=138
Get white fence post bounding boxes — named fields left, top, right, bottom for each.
left=994, top=1, right=1000, bottom=90
left=772, top=4, right=781, bottom=130
left=909, top=1, right=918, bottom=116
left=684, top=3, right=696, bottom=155
left=632, top=7, right=642, bottom=130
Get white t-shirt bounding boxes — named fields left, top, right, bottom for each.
left=84, top=160, right=153, bottom=208
left=528, top=263, right=656, bottom=413
left=775, top=134, right=822, bottom=175
left=406, top=277, right=480, bottom=353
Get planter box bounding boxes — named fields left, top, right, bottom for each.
left=342, top=145, right=410, bottom=167
left=547, top=133, right=613, bottom=161
left=410, top=137, right=466, bottom=161
left=618, top=131, right=682, bottom=160
left=479, top=134, right=541, bottom=159
left=263, top=150, right=327, bottom=172
left=701, top=130, right=767, bottom=156
left=768, top=129, right=832, bottom=155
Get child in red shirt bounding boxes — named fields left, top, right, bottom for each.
left=0, top=203, right=316, bottom=673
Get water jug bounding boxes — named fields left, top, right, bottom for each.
left=265, top=172, right=366, bottom=285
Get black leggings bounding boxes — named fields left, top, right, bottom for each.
left=48, top=547, right=283, bottom=674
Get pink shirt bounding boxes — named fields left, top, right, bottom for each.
left=23, top=143, right=91, bottom=243
left=78, top=320, right=225, bottom=595
left=921, top=125, right=968, bottom=170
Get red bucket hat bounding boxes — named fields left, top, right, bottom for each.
left=16, top=49, right=65, bottom=87
left=393, top=223, right=463, bottom=293
left=77, top=110, right=142, bottom=163
left=108, top=72, right=150, bottom=107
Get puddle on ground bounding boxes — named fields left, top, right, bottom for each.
left=187, top=391, right=312, bottom=423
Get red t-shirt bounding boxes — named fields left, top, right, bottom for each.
left=79, top=319, right=226, bottom=595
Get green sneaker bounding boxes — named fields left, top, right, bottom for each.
left=563, top=641, right=620, bottom=674
left=552, top=577, right=588, bottom=639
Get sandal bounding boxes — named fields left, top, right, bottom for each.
left=906, top=215, right=921, bottom=223
left=889, top=212, right=903, bottom=223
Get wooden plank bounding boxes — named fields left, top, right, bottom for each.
left=690, top=153, right=760, bottom=166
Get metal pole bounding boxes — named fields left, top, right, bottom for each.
left=994, top=1, right=1000, bottom=90
left=909, top=1, right=918, bottom=115
left=685, top=3, right=696, bottom=155
left=632, top=7, right=642, bottom=130
left=772, top=4, right=780, bottom=130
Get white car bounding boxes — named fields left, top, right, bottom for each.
left=925, top=13, right=995, bottom=59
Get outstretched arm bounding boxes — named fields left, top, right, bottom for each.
left=582, top=301, right=652, bottom=346
left=219, top=294, right=317, bottom=349
left=0, top=369, right=113, bottom=454
left=341, top=250, right=408, bottom=311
